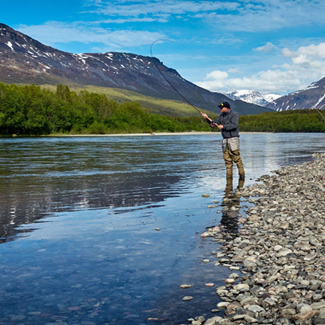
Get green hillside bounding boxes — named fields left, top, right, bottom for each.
left=1, top=82, right=323, bottom=136
left=40, top=84, right=212, bottom=117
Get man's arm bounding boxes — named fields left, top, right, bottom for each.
left=201, top=113, right=216, bottom=127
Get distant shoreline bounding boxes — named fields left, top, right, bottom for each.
left=42, top=131, right=270, bottom=137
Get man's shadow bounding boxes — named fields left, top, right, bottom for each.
left=220, top=177, right=245, bottom=237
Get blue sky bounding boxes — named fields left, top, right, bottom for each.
left=1, top=0, right=325, bottom=95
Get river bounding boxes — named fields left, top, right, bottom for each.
left=0, top=133, right=324, bottom=324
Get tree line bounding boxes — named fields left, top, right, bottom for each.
left=0, top=83, right=211, bottom=135
left=239, top=109, right=324, bottom=132
left=0, top=82, right=323, bottom=135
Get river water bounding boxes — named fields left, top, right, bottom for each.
left=0, top=133, right=324, bottom=325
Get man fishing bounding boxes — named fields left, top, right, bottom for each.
left=201, top=102, right=245, bottom=179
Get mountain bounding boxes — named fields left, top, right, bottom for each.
left=226, top=90, right=280, bottom=107
left=0, top=23, right=271, bottom=116
left=266, top=77, right=325, bottom=111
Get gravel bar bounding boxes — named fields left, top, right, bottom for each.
left=190, top=153, right=325, bottom=325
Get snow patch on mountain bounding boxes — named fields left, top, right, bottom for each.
left=225, top=90, right=281, bottom=107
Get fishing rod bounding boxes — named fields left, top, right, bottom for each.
left=150, top=40, right=207, bottom=118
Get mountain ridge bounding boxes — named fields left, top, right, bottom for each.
left=266, top=77, right=325, bottom=111
left=0, top=23, right=270, bottom=116
left=225, top=90, right=280, bottom=107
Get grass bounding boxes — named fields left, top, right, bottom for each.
left=40, top=84, right=211, bottom=117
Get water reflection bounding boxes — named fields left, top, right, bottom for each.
left=0, top=134, right=324, bottom=325
left=220, top=177, right=245, bottom=237
left=0, top=172, right=182, bottom=243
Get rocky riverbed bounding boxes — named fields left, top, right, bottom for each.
left=190, top=153, right=325, bottom=325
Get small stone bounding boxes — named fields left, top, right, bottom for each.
left=229, top=273, right=239, bottom=279
left=233, top=283, right=250, bottom=292
left=247, top=305, right=265, bottom=314
left=311, top=301, right=325, bottom=310
left=180, top=284, right=192, bottom=289
left=281, top=308, right=296, bottom=317
left=225, top=278, right=235, bottom=285
left=204, top=317, right=224, bottom=325
left=293, top=310, right=317, bottom=321
left=217, top=302, right=230, bottom=309
left=202, top=194, right=210, bottom=198
left=244, top=315, right=258, bottom=323
left=243, top=259, right=256, bottom=271
left=276, top=248, right=292, bottom=257
left=205, top=283, right=215, bottom=287
left=183, top=296, right=193, bottom=301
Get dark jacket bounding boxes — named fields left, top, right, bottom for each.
left=213, top=109, right=239, bottom=139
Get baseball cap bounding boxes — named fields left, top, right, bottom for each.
left=218, top=102, right=231, bottom=109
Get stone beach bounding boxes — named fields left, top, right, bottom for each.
left=190, top=153, right=325, bottom=325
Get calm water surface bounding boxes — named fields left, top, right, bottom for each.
left=0, top=133, right=324, bottom=324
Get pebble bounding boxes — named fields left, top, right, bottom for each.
left=205, top=283, right=215, bottom=287
left=190, top=153, right=325, bottom=325
left=183, top=296, right=194, bottom=301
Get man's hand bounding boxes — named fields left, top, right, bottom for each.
left=218, top=124, right=224, bottom=129
left=201, top=113, right=208, bottom=119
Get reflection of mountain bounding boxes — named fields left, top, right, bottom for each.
left=2, top=134, right=211, bottom=243
left=0, top=168, right=183, bottom=243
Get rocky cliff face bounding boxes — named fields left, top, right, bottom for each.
left=0, top=23, right=270, bottom=115
left=266, top=77, right=325, bottom=111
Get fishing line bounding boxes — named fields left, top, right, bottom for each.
left=150, top=40, right=325, bottom=132
left=150, top=39, right=203, bottom=116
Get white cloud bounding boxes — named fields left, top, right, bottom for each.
left=254, top=42, right=278, bottom=54
left=283, top=43, right=325, bottom=60
left=17, top=21, right=166, bottom=51
left=206, top=70, right=228, bottom=80
left=90, top=0, right=240, bottom=18
left=196, top=42, right=325, bottom=95
left=200, top=0, right=325, bottom=32
left=85, top=1, right=325, bottom=33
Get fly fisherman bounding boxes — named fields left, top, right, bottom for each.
left=201, top=102, right=245, bottom=179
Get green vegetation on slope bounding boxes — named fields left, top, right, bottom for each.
left=0, top=83, right=323, bottom=136
left=0, top=83, right=213, bottom=135
left=41, top=84, right=207, bottom=117
left=239, top=110, right=324, bottom=132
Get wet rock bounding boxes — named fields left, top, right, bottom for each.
left=183, top=296, right=193, bottom=301
left=205, top=283, right=215, bottom=287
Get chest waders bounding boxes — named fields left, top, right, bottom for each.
left=222, top=138, right=245, bottom=178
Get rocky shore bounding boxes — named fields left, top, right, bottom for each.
left=191, top=153, right=325, bottom=325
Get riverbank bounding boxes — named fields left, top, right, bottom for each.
left=191, top=153, right=325, bottom=325
left=1, top=131, right=274, bottom=138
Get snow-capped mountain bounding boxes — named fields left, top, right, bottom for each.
left=0, top=23, right=272, bottom=116
left=266, top=77, right=325, bottom=111
left=225, top=90, right=281, bottom=107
